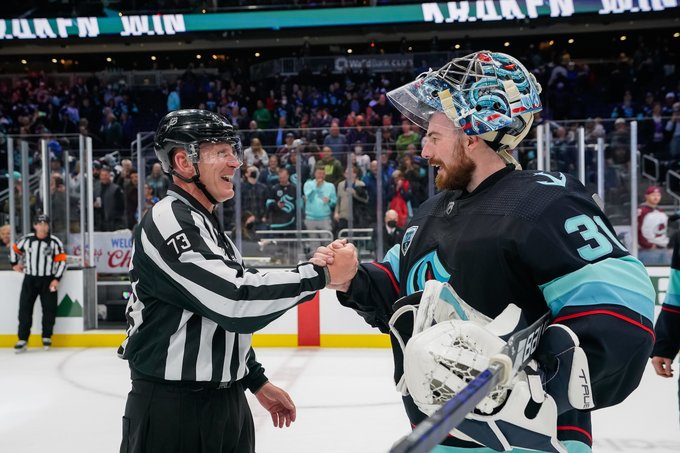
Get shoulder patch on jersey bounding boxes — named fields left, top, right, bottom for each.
left=533, top=171, right=566, bottom=187
left=402, top=226, right=419, bottom=256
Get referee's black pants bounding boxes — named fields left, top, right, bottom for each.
left=17, top=275, right=58, bottom=341
left=120, top=379, right=255, bottom=453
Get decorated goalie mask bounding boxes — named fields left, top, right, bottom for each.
left=386, top=51, right=542, bottom=151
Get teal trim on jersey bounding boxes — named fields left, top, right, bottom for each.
left=382, top=244, right=401, bottom=283
left=430, top=440, right=590, bottom=452
left=539, top=256, right=655, bottom=321
left=270, top=218, right=295, bottom=229
left=664, top=293, right=680, bottom=308
left=665, top=268, right=680, bottom=307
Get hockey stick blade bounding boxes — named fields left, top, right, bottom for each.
left=389, top=310, right=552, bottom=453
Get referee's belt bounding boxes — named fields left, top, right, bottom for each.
left=130, top=368, right=233, bottom=390
left=135, top=379, right=233, bottom=391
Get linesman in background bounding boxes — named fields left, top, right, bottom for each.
left=10, top=214, right=67, bottom=353
left=117, top=110, right=356, bottom=453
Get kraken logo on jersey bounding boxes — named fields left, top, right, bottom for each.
left=533, top=171, right=566, bottom=187
left=279, top=194, right=295, bottom=213
left=406, top=250, right=452, bottom=295
left=402, top=226, right=419, bottom=256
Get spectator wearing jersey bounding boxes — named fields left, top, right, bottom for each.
left=10, top=214, right=67, bottom=353
left=638, top=186, right=673, bottom=265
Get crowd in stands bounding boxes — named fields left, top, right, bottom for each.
left=1, top=34, right=679, bottom=260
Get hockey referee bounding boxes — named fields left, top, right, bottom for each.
left=117, top=109, right=357, bottom=453
left=10, top=214, right=67, bottom=353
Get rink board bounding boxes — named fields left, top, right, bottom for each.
left=0, top=267, right=669, bottom=348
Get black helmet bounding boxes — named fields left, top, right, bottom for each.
left=35, top=214, right=50, bottom=224
left=154, top=109, right=242, bottom=173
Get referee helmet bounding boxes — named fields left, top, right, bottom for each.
left=154, top=109, right=242, bottom=174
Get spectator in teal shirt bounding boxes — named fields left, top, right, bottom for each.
left=303, top=167, right=336, bottom=247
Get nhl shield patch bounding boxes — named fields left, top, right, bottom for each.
left=401, top=226, right=418, bottom=256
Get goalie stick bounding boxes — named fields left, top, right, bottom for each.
left=389, top=309, right=552, bottom=453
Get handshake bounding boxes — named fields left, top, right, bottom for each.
left=310, top=239, right=358, bottom=293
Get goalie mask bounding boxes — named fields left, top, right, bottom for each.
left=387, top=51, right=542, bottom=152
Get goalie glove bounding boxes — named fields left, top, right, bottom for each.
left=402, top=304, right=567, bottom=453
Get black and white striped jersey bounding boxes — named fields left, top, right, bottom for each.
left=117, top=184, right=326, bottom=388
left=10, top=234, right=67, bottom=279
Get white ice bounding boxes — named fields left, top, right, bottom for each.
left=0, top=347, right=678, bottom=453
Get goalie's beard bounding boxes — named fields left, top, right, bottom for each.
left=431, top=135, right=476, bottom=192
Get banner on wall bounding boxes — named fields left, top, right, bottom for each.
left=67, top=231, right=133, bottom=274
left=0, top=1, right=677, bottom=40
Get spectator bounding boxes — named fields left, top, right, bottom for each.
left=285, top=142, right=311, bottom=187
left=611, top=90, right=639, bottom=119
left=323, top=122, right=348, bottom=158
left=372, top=209, right=404, bottom=260
left=115, top=158, right=133, bottom=188
left=167, top=84, right=181, bottom=112
left=258, top=154, right=281, bottom=187
left=303, top=167, right=336, bottom=247
left=609, top=118, right=630, bottom=165
left=98, top=166, right=126, bottom=231
left=253, top=99, right=272, bottom=129
left=334, top=166, right=369, bottom=233
left=637, top=185, right=675, bottom=265
left=317, top=146, right=344, bottom=187
left=143, top=183, right=159, bottom=216
left=241, top=166, right=269, bottom=226
left=387, top=169, right=412, bottom=229
left=50, top=176, right=67, bottom=236
left=266, top=167, right=297, bottom=230
left=273, top=117, right=289, bottom=149
left=667, top=102, right=680, bottom=158
left=125, top=168, right=139, bottom=229
left=663, top=92, right=677, bottom=116
left=640, top=102, right=668, bottom=155
left=276, top=132, right=296, bottom=165
left=101, top=112, right=123, bottom=148
left=145, top=162, right=169, bottom=199
left=0, top=223, right=11, bottom=269
left=346, top=114, right=375, bottom=151
left=396, top=119, right=421, bottom=156
left=353, top=143, right=371, bottom=178
left=243, top=137, right=269, bottom=169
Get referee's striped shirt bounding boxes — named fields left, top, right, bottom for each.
left=117, top=184, right=327, bottom=389
left=10, top=234, right=67, bottom=279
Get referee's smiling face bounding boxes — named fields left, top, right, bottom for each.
left=198, top=142, right=241, bottom=202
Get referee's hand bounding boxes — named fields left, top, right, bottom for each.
left=254, top=381, right=297, bottom=428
